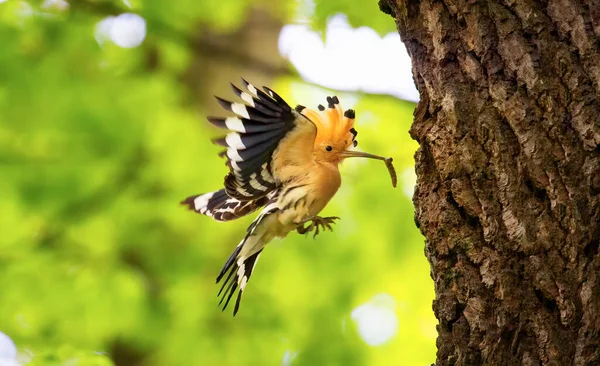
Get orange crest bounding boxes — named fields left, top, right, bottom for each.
left=297, top=96, right=358, bottom=152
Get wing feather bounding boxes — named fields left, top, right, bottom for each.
left=210, top=79, right=315, bottom=201
left=180, top=189, right=270, bottom=221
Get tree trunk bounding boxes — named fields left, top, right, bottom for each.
left=379, top=1, right=600, bottom=364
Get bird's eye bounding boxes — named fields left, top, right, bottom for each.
left=325, top=146, right=333, bottom=152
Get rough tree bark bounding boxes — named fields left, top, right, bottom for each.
left=379, top=1, right=600, bottom=365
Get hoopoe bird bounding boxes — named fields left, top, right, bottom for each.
left=182, top=80, right=396, bottom=315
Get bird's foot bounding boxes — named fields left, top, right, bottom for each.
left=296, top=216, right=340, bottom=238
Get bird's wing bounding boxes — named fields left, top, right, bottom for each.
left=180, top=189, right=271, bottom=222
left=209, top=79, right=317, bottom=201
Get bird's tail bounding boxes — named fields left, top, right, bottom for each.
left=181, top=189, right=268, bottom=222
left=216, top=237, right=263, bottom=316
left=216, top=202, right=279, bottom=315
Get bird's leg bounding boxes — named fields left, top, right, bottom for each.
left=296, top=216, right=340, bottom=238
left=296, top=222, right=312, bottom=235
left=312, top=216, right=339, bottom=235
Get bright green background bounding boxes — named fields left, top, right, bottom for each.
left=0, top=0, right=435, bottom=365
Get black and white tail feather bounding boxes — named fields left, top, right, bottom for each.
left=215, top=198, right=280, bottom=315
left=182, top=79, right=301, bottom=315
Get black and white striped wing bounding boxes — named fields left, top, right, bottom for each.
left=209, top=80, right=297, bottom=201
left=180, top=189, right=270, bottom=222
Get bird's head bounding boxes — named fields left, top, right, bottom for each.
left=296, top=96, right=390, bottom=166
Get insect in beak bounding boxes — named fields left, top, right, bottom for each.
left=340, top=150, right=398, bottom=188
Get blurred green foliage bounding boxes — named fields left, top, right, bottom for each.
left=0, top=0, right=434, bottom=365
left=312, top=0, right=397, bottom=36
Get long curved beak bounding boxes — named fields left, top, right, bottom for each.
left=340, top=150, right=397, bottom=188
left=341, top=150, right=388, bottom=161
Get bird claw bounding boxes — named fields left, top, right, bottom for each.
left=297, top=216, right=340, bottom=238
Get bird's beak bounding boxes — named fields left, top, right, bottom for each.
left=341, top=150, right=388, bottom=161
left=340, top=150, right=397, bottom=188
